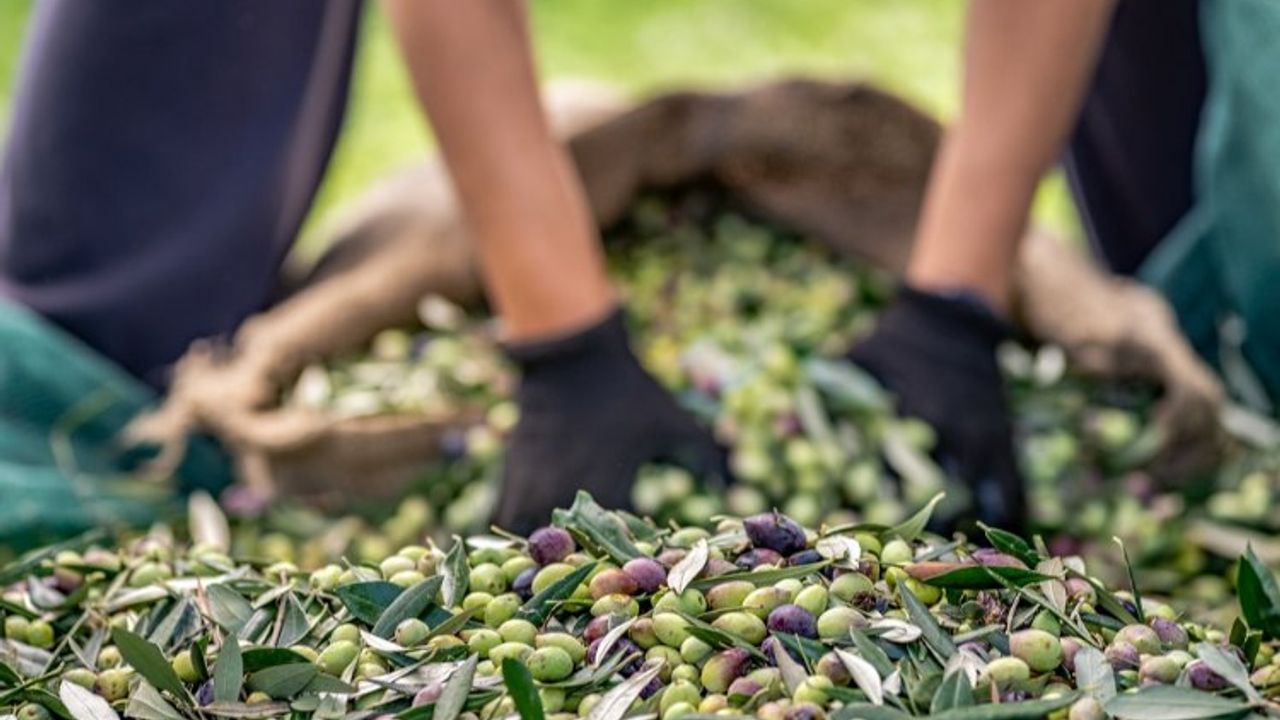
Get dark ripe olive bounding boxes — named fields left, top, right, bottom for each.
left=1149, top=618, right=1189, bottom=649
left=736, top=548, right=783, bottom=570
left=727, top=677, right=763, bottom=699
left=787, top=549, right=823, bottom=566
left=766, top=604, right=818, bottom=638
left=743, top=512, right=807, bottom=555
left=527, top=527, right=575, bottom=565
left=1186, top=660, right=1229, bottom=691
left=622, top=557, right=667, bottom=593
left=512, top=567, right=537, bottom=600
left=583, top=614, right=617, bottom=645
left=1104, top=641, right=1140, bottom=671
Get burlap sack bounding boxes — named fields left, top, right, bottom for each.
left=132, top=78, right=1224, bottom=506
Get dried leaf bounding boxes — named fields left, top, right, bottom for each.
left=188, top=491, right=230, bottom=552
left=835, top=648, right=884, bottom=705
left=60, top=680, right=121, bottom=720
left=668, top=539, right=708, bottom=594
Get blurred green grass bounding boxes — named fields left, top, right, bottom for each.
left=0, top=1, right=1078, bottom=257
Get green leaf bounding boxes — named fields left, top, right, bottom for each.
left=435, top=654, right=479, bottom=720
left=214, top=638, right=244, bottom=704
left=109, top=627, right=188, bottom=701
left=773, top=635, right=809, bottom=694
left=585, top=660, right=664, bottom=720
left=806, top=357, right=890, bottom=412
left=334, top=581, right=405, bottom=625
left=978, top=524, right=1042, bottom=568
left=830, top=703, right=912, bottom=720
left=1237, top=546, right=1280, bottom=639
left=501, top=658, right=545, bottom=720
left=246, top=663, right=318, bottom=700
left=124, top=681, right=183, bottom=720
left=1113, top=537, right=1145, bottom=624
left=373, top=577, right=444, bottom=638
left=59, top=680, right=121, bottom=720
left=441, top=537, right=470, bottom=608
left=848, top=628, right=895, bottom=677
left=517, top=562, right=596, bottom=627
left=428, top=608, right=477, bottom=641
left=202, top=701, right=293, bottom=718
left=930, top=693, right=1078, bottom=720
left=899, top=582, right=955, bottom=660
left=1194, top=643, right=1260, bottom=703
left=274, top=594, right=310, bottom=648
left=687, top=562, right=828, bottom=591
left=773, top=631, right=827, bottom=666
left=919, top=566, right=1053, bottom=590
left=678, top=612, right=767, bottom=661
left=931, top=670, right=974, bottom=714
left=1067, top=570, right=1139, bottom=626
left=1073, top=646, right=1115, bottom=703
left=552, top=492, right=642, bottom=564
left=207, top=584, right=254, bottom=635
left=886, top=492, right=945, bottom=543
left=191, top=638, right=210, bottom=683
left=301, top=673, right=357, bottom=695
left=0, top=660, right=19, bottom=688
left=239, top=647, right=309, bottom=673
left=1105, top=685, right=1253, bottom=720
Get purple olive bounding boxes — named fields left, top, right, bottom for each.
left=588, top=637, right=640, bottom=668
left=703, top=558, right=738, bottom=577
left=512, top=567, right=537, bottom=600
left=815, top=652, right=851, bottom=684
left=528, top=527, right=575, bottom=566
left=1105, top=641, right=1140, bottom=671
left=701, top=648, right=752, bottom=693
left=622, top=558, right=667, bottom=593
left=195, top=680, right=214, bottom=707
left=1149, top=618, right=1189, bottom=649
left=589, top=569, right=639, bottom=599
left=657, top=549, right=687, bottom=567
left=784, top=704, right=825, bottom=720
left=788, top=549, right=823, bottom=566
left=736, top=548, right=783, bottom=570
left=1186, top=660, right=1229, bottom=691
left=640, top=676, right=664, bottom=699
left=1060, top=637, right=1083, bottom=670
left=767, top=604, right=818, bottom=638
left=744, top=512, right=807, bottom=555
left=583, top=615, right=616, bottom=645
left=727, top=677, right=763, bottom=699
left=971, top=549, right=1028, bottom=569
left=413, top=682, right=443, bottom=706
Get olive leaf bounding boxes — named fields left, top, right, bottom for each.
left=207, top=584, right=254, bottom=635
left=898, top=583, right=955, bottom=659
left=592, top=618, right=635, bottom=668
left=1073, top=646, right=1115, bottom=703
left=848, top=628, right=896, bottom=677
left=434, top=654, right=479, bottom=720
left=1237, top=546, right=1280, bottom=639
left=772, top=631, right=827, bottom=666
left=441, top=537, right=469, bottom=608
left=552, top=492, right=642, bottom=564
left=0, top=530, right=105, bottom=587
left=806, top=357, right=890, bottom=412
left=886, top=492, right=945, bottom=543
left=1194, top=643, right=1261, bottom=703
left=500, top=658, right=545, bottom=720
left=835, top=648, right=884, bottom=706
left=667, top=539, right=708, bottom=594
left=687, top=561, right=828, bottom=591
left=202, top=700, right=292, bottom=718
left=586, top=659, right=664, bottom=720
left=517, top=562, right=596, bottom=627
left=0, top=661, right=19, bottom=688
left=240, top=647, right=308, bottom=673
left=1104, top=685, right=1253, bottom=720
left=109, top=627, right=188, bottom=702
left=214, top=638, right=244, bottom=703
left=427, top=608, right=477, bottom=640
left=60, top=680, right=121, bottom=720
left=372, top=577, right=444, bottom=638
left=929, top=693, right=1078, bottom=720
left=936, top=671, right=978, bottom=715
left=773, top=634, right=810, bottom=694
left=301, top=673, right=357, bottom=695
left=830, top=703, right=913, bottom=720
left=914, top=565, right=1052, bottom=590
left=977, top=524, right=1042, bottom=568
left=124, top=681, right=183, bottom=720
left=334, top=581, right=405, bottom=626
left=246, top=663, right=317, bottom=700
left=274, top=594, right=311, bottom=648
left=1113, top=537, right=1145, bottom=623
left=816, top=535, right=863, bottom=569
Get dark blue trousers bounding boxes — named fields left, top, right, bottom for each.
left=0, top=1, right=361, bottom=386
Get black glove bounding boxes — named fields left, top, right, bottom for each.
left=849, top=285, right=1026, bottom=531
left=494, top=307, right=727, bottom=533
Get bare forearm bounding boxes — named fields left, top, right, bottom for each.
left=908, top=0, right=1115, bottom=310
left=383, top=0, right=613, bottom=340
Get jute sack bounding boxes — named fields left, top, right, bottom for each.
left=132, top=79, right=1224, bottom=507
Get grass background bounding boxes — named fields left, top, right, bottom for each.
left=0, top=1, right=1078, bottom=257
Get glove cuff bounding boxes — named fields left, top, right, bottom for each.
left=890, top=284, right=1012, bottom=351
left=503, top=306, right=631, bottom=369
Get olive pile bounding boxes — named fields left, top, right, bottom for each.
left=2, top=494, right=1278, bottom=719
left=274, top=195, right=1279, bottom=582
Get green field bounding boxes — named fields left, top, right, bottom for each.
left=0, top=1, right=1078, bottom=257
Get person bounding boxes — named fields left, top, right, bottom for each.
left=856, top=0, right=1280, bottom=530
left=0, top=0, right=724, bottom=532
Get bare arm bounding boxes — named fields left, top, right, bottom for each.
left=382, top=0, right=613, bottom=341
left=908, top=0, right=1116, bottom=311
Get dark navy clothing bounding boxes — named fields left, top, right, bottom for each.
left=1066, top=0, right=1206, bottom=276
left=0, top=1, right=361, bottom=386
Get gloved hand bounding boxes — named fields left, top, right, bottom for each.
left=849, top=285, right=1026, bottom=530
left=494, top=307, right=728, bottom=532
